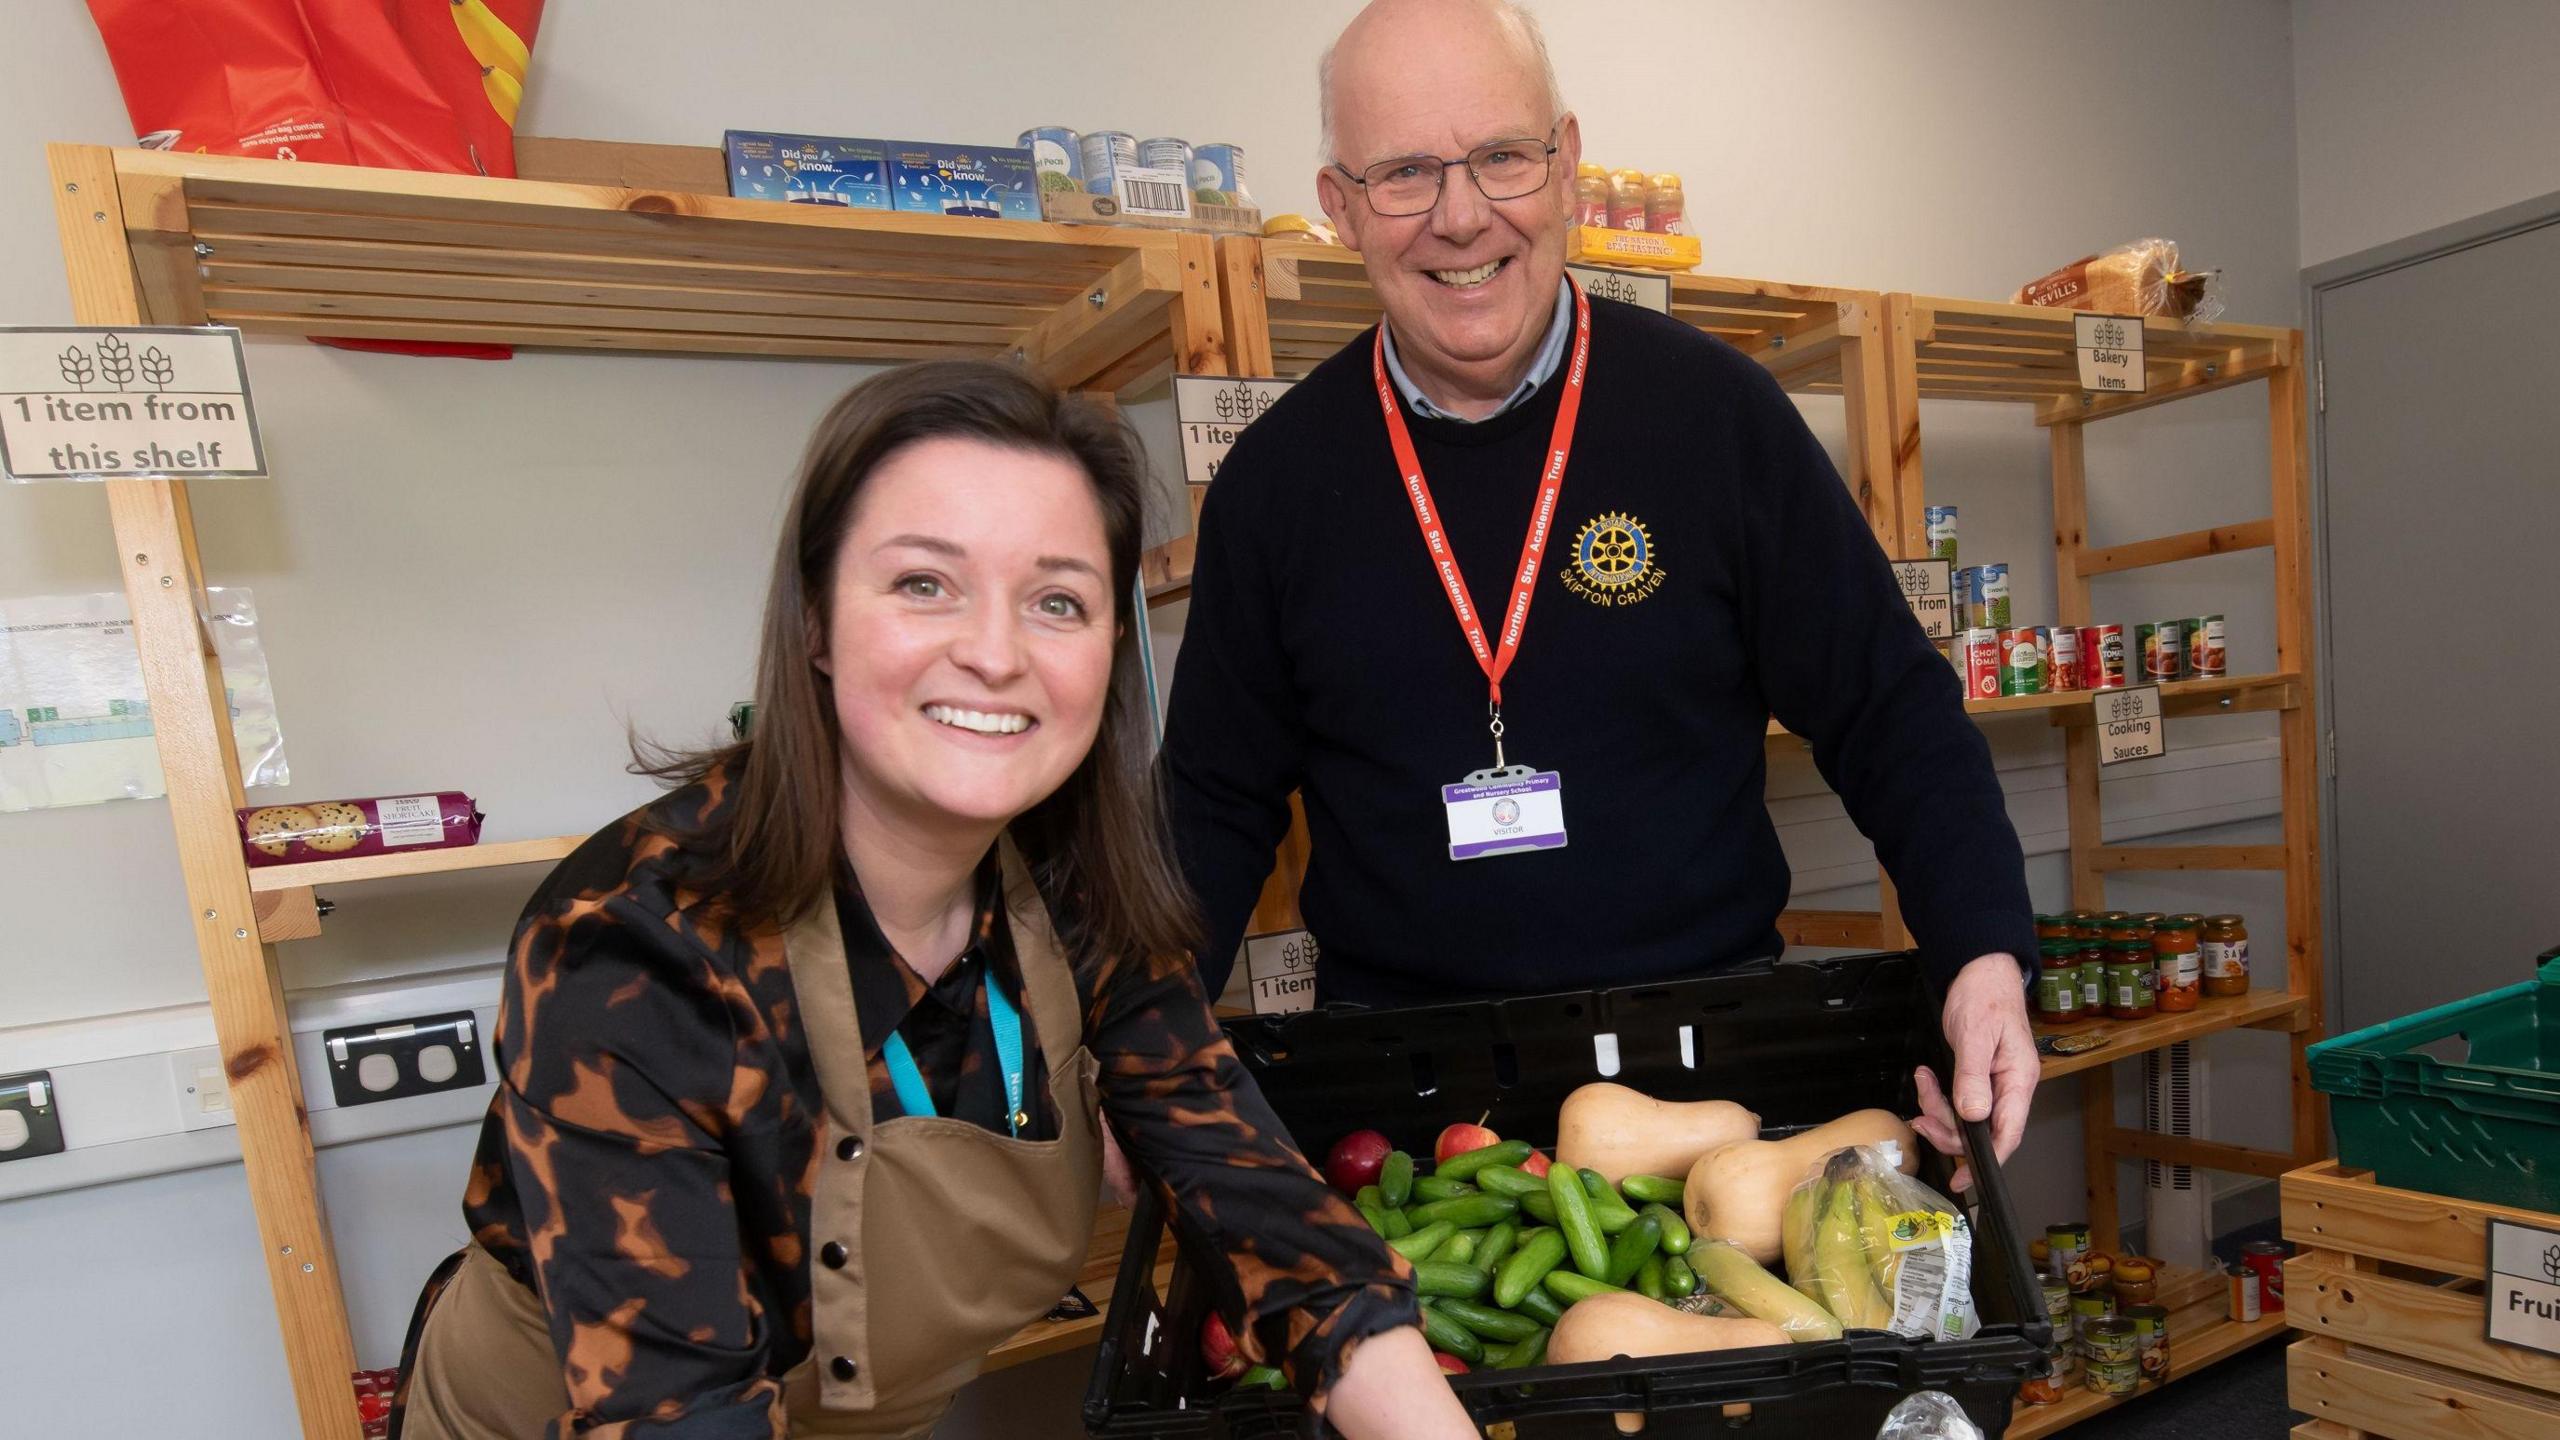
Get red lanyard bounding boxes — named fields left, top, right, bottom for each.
left=1372, top=281, right=1591, bottom=742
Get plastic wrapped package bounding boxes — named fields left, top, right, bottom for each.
left=238, top=792, right=482, bottom=868
left=1876, top=1390, right=1985, bottom=1440
left=1785, top=1144, right=1981, bottom=1342
left=2013, top=238, right=2224, bottom=322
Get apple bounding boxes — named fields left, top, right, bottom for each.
left=1325, top=1129, right=1393, bottom=1194
left=1519, top=1148, right=1553, bottom=1179
left=1434, top=1352, right=1470, bottom=1374
left=1434, top=1122, right=1502, bottom=1166
left=1200, top=1312, right=1247, bottom=1381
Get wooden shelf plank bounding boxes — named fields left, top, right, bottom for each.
left=1975, top=670, right=2298, bottom=720
left=244, top=835, right=583, bottom=892
left=2092, top=844, right=2285, bottom=872
left=1776, top=908, right=1886, bottom=948
left=2037, top=989, right=2308, bottom=1081
left=2080, top=519, right=2276, bottom=577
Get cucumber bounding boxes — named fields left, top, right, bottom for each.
left=1435, top=1231, right=1480, bottom=1267
left=1542, top=1270, right=1628, bottom=1304
left=1493, top=1229, right=1568, bottom=1309
left=1474, top=1221, right=1519, bottom=1275
left=1523, top=1187, right=1634, bottom=1232
left=1581, top=1169, right=1643, bottom=1229
left=1619, top=1174, right=1685, bottom=1207
left=1434, top=1298, right=1544, bottom=1344
left=1380, top=1150, right=1414, bottom=1209
left=1635, top=1254, right=1668, bottom=1301
left=1474, top=1165, right=1544, bottom=1198
left=1420, top=1306, right=1484, bottom=1364
left=1662, top=1255, right=1698, bottom=1298
left=1236, top=1365, right=1287, bottom=1391
left=1355, top=1202, right=1396, bottom=1238
left=1548, top=1162, right=1611, bottom=1279
left=1380, top=1206, right=1412, bottom=1239
left=1516, top=1287, right=1567, bottom=1328
left=1407, top=1194, right=1520, bottom=1230
left=1410, top=1174, right=1478, bottom=1204
left=1389, top=1221, right=1455, bottom=1262
left=1495, top=1327, right=1549, bottom=1370
left=1413, top=1260, right=1491, bottom=1300
left=1519, top=1190, right=1557, bottom=1224
left=1436, top=1138, right=1533, bottom=1182
left=1604, top=1213, right=1663, bottom=1288
left=1643, top=1202, right=1691, bottom=1256
left=1355, top=1185, right=1384, bottom=1211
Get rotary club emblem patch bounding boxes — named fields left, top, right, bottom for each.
left=1560, top=511, right=1665, bottom=606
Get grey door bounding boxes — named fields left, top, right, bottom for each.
left=2316, top=207, right=2560, bottom=1033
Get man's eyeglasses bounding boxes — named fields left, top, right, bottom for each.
left=1334, top=125, right=1561, bottom=218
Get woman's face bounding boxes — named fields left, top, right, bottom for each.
left=819, top=436, right=1118, bottom=838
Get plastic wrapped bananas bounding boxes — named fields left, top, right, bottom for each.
left=1783, top=1145, right=1981, bottom=1341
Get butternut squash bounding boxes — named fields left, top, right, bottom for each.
left=1554, top=1083, right=1761, bottom=1185
left=1545, top=1292, right=1792, bottom=1366
left=1681, top=1109, right=1919, bottom=1265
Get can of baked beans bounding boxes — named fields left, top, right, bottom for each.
left=2135, top=620, right=2185, bottom=681
left=2050, top=625, right=2085, bottom=691
left=2081, top=624, right=2128, bottom=689
left=2183, top=614, right=2227, bottom=678
left=2241, top=1240, right=2289, bottom=1313
left=2227, top=1261, right=2262, bottom=1322
left=1956, top=627, right=2003, bottom=700
left=2000, top=627, right=2044, bottom=695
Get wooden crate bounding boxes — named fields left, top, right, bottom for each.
left=2283, top=1161, right=2560, bottom=1440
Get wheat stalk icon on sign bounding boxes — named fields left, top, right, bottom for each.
left=2542, top=1244, right=2560, bottom=1284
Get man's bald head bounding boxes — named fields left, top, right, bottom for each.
left=1319, top=0, right=1562, bottom=164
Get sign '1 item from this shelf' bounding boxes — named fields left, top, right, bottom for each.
left=238, top=792, right=481, bottom=868
left=0, top=326, right=265, bottom=483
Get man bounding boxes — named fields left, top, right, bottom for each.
left=1161, top=0, right=2037, bottom=1179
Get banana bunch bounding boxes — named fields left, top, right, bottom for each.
left=451, top=0, right=531, bottom=125
left=1688, top=1240, right=1842, bottom=1341
left=1787, top=1149, right=1902, bottom=1332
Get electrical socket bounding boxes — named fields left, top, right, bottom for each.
left=322, top=1011, right=488, bottom=1108
left=0, top=1070, right=68, bottom=1162
left=169, top=1045, right=236, bottom=1132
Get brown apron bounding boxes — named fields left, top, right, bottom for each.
left=402, top=842, right=1101, bottom=1438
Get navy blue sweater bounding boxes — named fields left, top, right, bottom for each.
left=1162, top=296, right=2033, bottom=1006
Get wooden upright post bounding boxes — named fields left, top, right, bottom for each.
left=50, top=142, right=362, bottom=1439
left=2266, top=339, right=2330, bottom=1157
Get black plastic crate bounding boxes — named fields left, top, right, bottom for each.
left=1084, top=952, right=2049, bottom=1438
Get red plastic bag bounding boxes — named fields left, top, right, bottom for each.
left=85, top=0, right=544, bottom=359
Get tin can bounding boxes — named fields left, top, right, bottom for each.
left=2041, top=1277, right=2073, bottom=1331
left=2000, top=627, right=2044, bottom=696
left=2081, top=624, right=2128, bottom=689
left=2049, top=625, right=2084, bottom=691
left=1981, top=562, right=2012, bottom=628
left=1925, top=505, right=1958, bottom=566
left=1955, top=566, right=1985, bottom=630
left=2227, top=1261, right=2262, bottom=1322
left=1137, top=137, right=1193, bottom=175
left=2048, top=1222, right=2094, bottom=1289
left=2183, top=614, right=2227, bottom=678
left=2242, top=1241, right=2289, bottom=1312
left=2136, top=620, right=2185, bottom=681
left=2085, top=1354, right=2141, bottom=1398
left=2083, top=1316, right=2137, bottom=1365
left=2122, top=1303, right=2170, bottom=1382
left=1192, top=142, right=1250, bottom=206
left=1957, top=627, right=2003, bottom=701
left=1077, top=131, right=1139, bottom=198
left=1016, top=127, right=1082, bottom=193
left=2030, top=625, right=2054, bottom=679
left=2070, top=1290, right=2115, bottom=1345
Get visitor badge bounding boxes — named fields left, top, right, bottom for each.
left=1443, top=766, right=1567, bottom=862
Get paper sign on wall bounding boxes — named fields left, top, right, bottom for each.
left=1566, top=265, right=1670, bottom=315
left=2073, top=313, right=2146, bottom=394
left=1173, top=375, right=1295, bottom=487
left=2095, top=685, right=2166, bottom=765
left=1245, top=929, right=1319, bottom=1015
left=2487, top=1219, right=2560, bottom=1356
left=0, top=326, right=265, bottom=482
left=1891, top=559, right=1954, bottom=640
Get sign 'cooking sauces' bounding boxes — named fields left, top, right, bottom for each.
left=2096, top=684, right=2166, bottom=765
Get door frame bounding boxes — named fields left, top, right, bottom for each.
left=2300, top=187, right=2560, bottom=1026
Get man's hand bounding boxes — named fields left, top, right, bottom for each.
left=1912, top=953, right=2037, bottom=1193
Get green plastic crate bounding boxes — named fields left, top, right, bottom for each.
left=2307, top=952, right=2560, bottom=1211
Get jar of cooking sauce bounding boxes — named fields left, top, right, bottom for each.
left=2069, top=910, right=2106, bottom=943
left=2201, top=914, right=2251, bottom=997
left=2079, top=945, right=2107, bottom=1014
left=2036, top=914, right=2071, bottom=942
left=2037, top=942, right=2084, bottom=1022
left=2152, top=915, right=2201, bottom=1012
left=2106, top=939, right=2156, bottom=1019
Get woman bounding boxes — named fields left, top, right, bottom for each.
left=393, top=362, right=1474, bottom=1438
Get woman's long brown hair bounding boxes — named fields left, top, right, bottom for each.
left=636, top=359, right=1199, bottom=972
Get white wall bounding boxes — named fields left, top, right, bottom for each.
left=1, top=2, right=2307, bottom=1434
left=2293, top=0, right=2560, bottom=265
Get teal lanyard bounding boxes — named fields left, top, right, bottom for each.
left=880, top=967, right=1026, bottom=1137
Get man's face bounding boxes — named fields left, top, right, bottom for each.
left=1318, top=31, right=1581, bottom=398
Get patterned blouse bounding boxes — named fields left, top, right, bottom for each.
left=457, top=767, right=1414, bottom=1433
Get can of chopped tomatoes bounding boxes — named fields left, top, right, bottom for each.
left=1956, top=627, right=2003, bottom=700
left=2081, top=624, right=2128, bottom=689
left=2050, top=625, right=2085, bottom=691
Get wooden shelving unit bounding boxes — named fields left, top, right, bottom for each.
left=2007, top=1260, right=2294, bottom=1439
left=46, top=140, right=1240, bottom=1440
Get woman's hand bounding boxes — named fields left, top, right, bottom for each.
left=1318, top=1325, right=1478, bottom=1439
